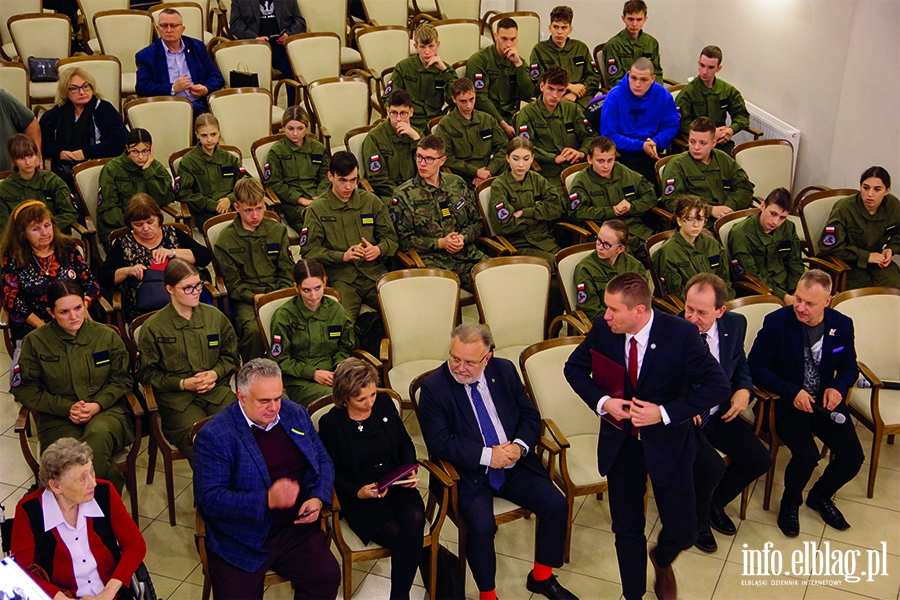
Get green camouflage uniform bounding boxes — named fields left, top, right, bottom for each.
left=0, top=169, right=78, bottom=232
left=675, top=76, right=750, bottom=155
left=465, top=44, right=536, bottom=124
left=386, top=55, right=458, bottom=131
left=360, top=119, right=421, bottom=204
left=661, top=149, right=754, bottom=216
left=515, top=99, right=591, bottom=193
left=263, top=136, right=331, bottom=233
left=436, top=108, right=507, bottom=186
left=98, top=153, right=174, bottom=242
left=529, top=38, right=601, bottom=109
left=602, top=29, right=663, bottom=86
left=488, top=170, right=563, bottom=265
left=729, top=214, right=804, bottom=299
left=175, top=145, right=248, bottom=230
left=652, top=230, right=735, bottom=301
left=573, top=250, right=649, bottom=321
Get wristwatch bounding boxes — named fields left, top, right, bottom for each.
left=513, top=441, right=528, bottom=457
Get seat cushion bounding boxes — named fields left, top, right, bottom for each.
left=2, top=42, right=16, bottom=60
left=562, top=434, right=606, bottom=488
left=89, top=38, right=101, bottom=53
left=389, top=359, right=445, bottom=400
left=492, top=346, right=527, bottom=380
left=121, top=72, right=136, bottom=94
left=850, top=387, right=900, bottom=426
left=493, top=497, right=524, bottom=516
left=340, top=46, right=362, bottom=66
left=30, top=80, right=58, bottom=101
left=339, top=517, right=429, bottom=551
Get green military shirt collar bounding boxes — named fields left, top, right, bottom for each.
left=48, top=319, right=91, bottom=346
left=193, top=145, right=231, bottom=164
left=318, top=187, right=365, bottom=210
left=230, top=213, right=268, bottom=237
left=673, top=229, right=700, bottom=250
left=283, top=138, right=316, bottom=156
left=489, top=44, right=515, bottom=67
left=117, top=153, right=145, bottom=175
left=160, top=302, right=205, bottom=330
left=553, top=38, right=576, bottom=55
left=534, top=98, right=561, bottom=118
left=852, top=193, right=891, bottom=220
left=294, top=295, right=333, bottom=322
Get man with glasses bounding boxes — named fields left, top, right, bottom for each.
left=418, top=324, right=576, bottom=600
left=361, top=89, right=423, bottom=205
left=136, top=8, right=225, bottom=115
left=392, top=135, right=486, bottom=291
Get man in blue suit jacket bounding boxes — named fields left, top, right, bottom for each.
left=682, top=274, right=772, bottom=553
left=135, top=8, right=225, bottom=114
left=419, top=324, right=576, bottom=600
left=564, top=272, right=731, bottom=600
left=749, top=270, right=863, bottom=537
left=193, top=359, right=340, bottom=600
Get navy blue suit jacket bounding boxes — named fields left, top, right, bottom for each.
left=564, top=310, right=732, bottom=486
left=135, top=37, right=224, bottom=106
left=418, top=358, right=544, bottom=498
left=192, top=399, right=334, bottom=571
left=748, top=306, right=857, bottom=416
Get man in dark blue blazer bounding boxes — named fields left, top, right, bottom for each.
left=682, top=274, right=772, bottom=553
left=564, top=272, right=731, bottom=600
left=418, top=324, right=576, bottom=600
left=748, top=269, right=864, bottom=537
left=193, top=359, right=340, bottom=600
left=135, top=8, right=225, bottom=114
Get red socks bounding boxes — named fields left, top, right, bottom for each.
left=532, top=562, right=553, bottom=581
left=479, top=591, right=497, bottom=600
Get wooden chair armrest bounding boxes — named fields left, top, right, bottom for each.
left=475, top=236, right=512, bottom=256
left=573, top=309, right=593, bottom=328
left=318, top=124, right=332, bottom=154
left=652, top=296, right=684, bottom=314
left=581, top=219, right=601, bottom=236
left=542, top=418, right=571, bottom=448
left=0, top=307, right=8, bottom=329
left=672, top=135, right=688, bottom=152
left=273, top=79, right=303, bottom=107
left=359, top=178, right=374, bottom=192
left=438, top=459, right=460, bottom=482
left=96, top=295, right=114, bottom=319
left=734, top=276, right=772, bottom=296
left=418, top=458, right=454, bottom=488
left=345, top=68, right=373, bottom=84
left=857, top=361, right=883, bottom=388
left=663, top=78, right=680, bottom=87
left=264, top=188, right=281, bottom=208
left=330, top=489, right=342, bottom=513
left=124, top=391, right=144, bottom=419
left=350, top=348, right=382, bottom=369
left=71, top=222, right=91, bottom=237
left=548, top=313, right=590, bottom=338
left=803, top=255, right=848, bottom=274
left=112, top=291, right=123, bottom=313
left=651, top=206, right=674, bottom=223
left=379, top=338, right=390, bottom=364
left=551, top=222, right=592, bottom=241
left=747, top=127, right=763, bottom=140
left=395, top=249, right=426, bottom=267
left=409, top=13, right=437, bottom=32
left=194, top=510, right=206, bottom=539
left=14, top=405, right=28, bottom=433
left=753, top=386, right=779, bottom=402
left=480, top=11, right=501, bottom=35
left=142, top=384, right=159, bottom=412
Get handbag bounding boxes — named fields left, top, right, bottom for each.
left=230, top=61, right=259, bottom=88
left=418, top=544, right=466, bottom=600
left=135, top=263, right=170, bottom=313
left=27, top=57, right=59, bottom=82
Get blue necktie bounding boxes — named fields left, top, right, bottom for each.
left=698, top=333, right=713, bottom=429
left=469, top=383, right=505, bottom=490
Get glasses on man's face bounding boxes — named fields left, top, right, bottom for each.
left=683, top=217, right=707, bottom=226
left=596, top=239, right=623, bottom=251
left=388, top=110, right=411, bottom=119
left=178, top=282, right=204, bottom=295
left=67, top=83, right=92, bottom=93
left=415, top=154, right=439, bottom=165
left=128, top=148, right=151, bottom=157
left=448, top=352, right=489, bottom=369
left=158, top=22, right=183, bottom=30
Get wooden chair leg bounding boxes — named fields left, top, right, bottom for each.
left=163, top=453, right=177, bottom=527
left=763, top=440, right=779, bottom=512
left=126, top=466, right=140, bottom=527
left=867, top=426, right=883, bottom=499
left=201, top=572, right=211, bottom=600
left=563, top=493, right=574, bottom=564
left=146, top=433, right=158, bottom=485
left=342, top=554, right=353, bottom=600
left=887, top=434, right=895, bottom=444
left=740, top=485, right=750, bottom=520
left=458, top=522, right=468, bottom=592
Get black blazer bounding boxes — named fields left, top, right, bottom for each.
left=748, top=306, right=857, bottom=416
left=564, top=310, right=732, bottom=486
left=229, top=0, right=307, bottom=39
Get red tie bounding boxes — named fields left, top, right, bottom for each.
left=628, top=337, right=640, bottom=437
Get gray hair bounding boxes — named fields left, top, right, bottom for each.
left=631, top=57, right=654, bottom=74
left=39, top=438, right=93, bottom=488
left=450, top=323, right=493, bottom=349
left=237, top=358, right=282, bottom=394
left=158, top=8, right=183, bottom=23
left=798, top=269, right=832, bottom=294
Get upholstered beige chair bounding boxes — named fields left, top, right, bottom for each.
left=732, top=139, right=794, bottom=199
left=0, top=60, right=30, bottom=107
left=548, top=243, right=594, bottom=337
left=208, top=87, right=273, bottom=178
left=0, top=0, right=40, bottom=61
left=94, top=10, right=153, bottom=99
left=57, top=55, right=121, bottom=113
left=297, top=0, right=363, bottom=71
left=149, top=1, right=214, bottom=44
left=8, top=13, right=72, bottom=104
left=211, top=39, right=292, bottom=130
left=125, top=96, right=195, bottom=179
left=307, top=77, right=371, bottom=153
left=356, top=25, right=411, bottom=102
left=77, top=0, right=129, bottom=53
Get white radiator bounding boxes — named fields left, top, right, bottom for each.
left=731, top=101, right=802, bottom=177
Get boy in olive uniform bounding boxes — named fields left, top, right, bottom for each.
left=301, top=151, right=398, bottom=321
left=393, top=136, right=486, bottom=291
left=662, top=117, right=754, bottom=218
left=97, top=150, right=174, bottom=243
left=729, top=188, right=804, bottom=303
left=361, top=89, right=422, bottom=204
left=529, top=5, right=600, bottom=110
left=176, top=141, right=249, bottom=231
left=465, top=17, right=536, bottom=139
left=213, top=177, right=294, bottom=362
left=387, top=23, right=458, bottom=131
left=569, top=136, right=656, bottom=262
left=516, top=67, right=590, bottom=194
left=603, top=0, right=663, bottom=86
left=676, top=46, right=750, bottom=155
left=437, top=78, right=507, bottom=187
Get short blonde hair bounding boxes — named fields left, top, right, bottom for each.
left=233, top=177, right=266, bottom=206
left=413, top=23, right=438, bottom=45
left=39, top=438, right=93, bottom=488
left=56, top=67, right=101, bottom=106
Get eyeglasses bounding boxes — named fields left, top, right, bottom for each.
left=128, top=148, right=151, bottom=157
left=448, top=352, right=489, bottom=369
left=415, top=154, right=440, bottom=165
left=596, top=239, right=624, bottom=250
left=157, top=22, right=184, bottom=29
left=682, top=217, right=708, bottom=225
left=388, top=110, right=411, bottom=119
left=177, top=282, right=204, bottom=295
left=67, top=83, right=92, bottom=93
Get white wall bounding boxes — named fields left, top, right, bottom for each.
left=514, top=0, right=900, bottom=192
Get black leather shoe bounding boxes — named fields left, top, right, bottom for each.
left=778, top=502, right=800, bottom=537
left=806, top=496, right=850, bottom=531
left=526, top=572, right=579, bottom=600
left=694, top=525, right=718, bottom=552
left=709, top=504, right=737, bottom=535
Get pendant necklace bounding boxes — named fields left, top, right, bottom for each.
left=354, top=419, right=364, bottom=432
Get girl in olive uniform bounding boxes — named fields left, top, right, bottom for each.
left=137, top=259, right=239, bottom=462
left=12, top=280, right=133, bottom=492
left=175, top=114, right=247, bottom=230
left=269, top=259, right=354, bottom=406
left=265, top=106, right=331, bottom=233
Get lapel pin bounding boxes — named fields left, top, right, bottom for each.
left=650, top=343, right=656, bottom=350
left=829, top=328, right=836, bottom=336
left=383, top=417, right=388, bottom=422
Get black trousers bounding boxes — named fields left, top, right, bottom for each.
left=618, top=151, right=661, bottom=193
left=370, top=492, right=428, bottom=600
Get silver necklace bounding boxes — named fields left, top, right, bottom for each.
left=354, top=419, right=364, bottom=432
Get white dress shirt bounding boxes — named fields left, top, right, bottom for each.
left=464, top=373, right=528, bottom=468
left=41, top=488, right=106, bottom=598
left=239, top=402, right=281, bottom=431
left=702, top=320, right=722, bottom=416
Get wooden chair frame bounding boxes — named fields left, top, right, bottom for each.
left=548, top=243, right=594, bottom=337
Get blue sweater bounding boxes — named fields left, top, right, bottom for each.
left=600, top=77, right=679, bottom=154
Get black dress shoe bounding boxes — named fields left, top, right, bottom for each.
left=778, top=502, right=800, bottom=537
left=526, top=572, right=579, bottom=600
left=694, top=525, right=718, bottom=552
left=806, top=496, right=851, bottom=530
left=709, top=504, right=737, bottom=535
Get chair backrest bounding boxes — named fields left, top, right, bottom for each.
left=0, top=0, right=40, bottom=52
left=645, top=230, right=674, bottom=297
left=831, top=288, right=900, bottom=379
left=561, top=162, right=588, bottom=196
left=73, top=158, right=113, bottom=226
left=668, top=82, right=686, bottom=102
left=377, top=269, right=460, bottom=366
left=150, top=2, right=210, bottom=43
left=211, top=39, right=273, bottom=90
left=654, top=154, right=677, bottom=192
left=554, top=243, right=594, bottom=313
left=356, top=26, right=410, bottom=81
left=432, top=19, right=482, bottom=67
left=412, top=0, right=442, bottom=17
left=715, top=208, right=759, bottom=261
left=439, top=0, right=482, bottom=21
left=488, top=12, right=540, bottom=62
left=345, top=123, right=378, bottom=170
left=297, top=0, right=349, bottom=46
left=8, top=14, right=72, bottom=66
left=361, top=0, right=409, bottom=27
left=284, top=32, right=341, bottom=86
left=798, top=188, right=858, bottom=257
left=78, top=0, right=129, bottom=43
left=520, top=337, right=598, bottom=437
left=255, top=287, right=297, bottom=354
left=208, top=87, right=273, bottom=159
left=162, top=0, right=213, bottom=27
left=57, top=55, right=122, bottom=112
left=724, top=295, right=784, bottom=356
left=94, top=10, right=152, bottom=74
left=307, top=77, right=370, bottom=153
left=251, top=133, right=285, bottom=186
left=0, top=61, right=29, bottom=107
left=472, top=256, right=550, bottom=349
left=125, top=96, right=194, bottom=177
left=475, top=177, right=497, bottom=236
left=732, top=139, right=794, bottom=198
left=308, top=388, right=402, bottom=431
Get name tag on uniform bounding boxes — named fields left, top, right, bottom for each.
left=622, top=185, right=636, bottom=198
left=157, top=336, right=176, bottom=343
left=266, top=243, right=280, bottom=255
left=574, top=56, right=585, bottom=66
left=221, top=166, right=235, bottom=177
left=848, top=227, right=864, bottom=234
left=564, top=122, right=575, bottom=134
left=886, top=224, right=897, bottom=235
left=452, top=197, right=467, bottom=213
left=40, top=354, right=59, bottom=362
left=479, top=129, right=492, bottom=140
left=321, top=216, right=337, bottom=222
left=207, top=334, right=219, bottom=348
left=228, top=247, right=245, bottom=254
left=311, top=154, right=323, bottom=164
left=777, top=240, right=792, bottom=252
left=689, top=175, right=705, bottom=182
left=43, top=190, right=54, bottom=201
left=708, top=255, right=721, bottom=269
left=93, top=351, right=111, bottom=367
left=327, top=325, right=342, bottom=339
left=534, top=194, right=543, bottom=202
left=722, top=179, right=732, bottom=191
left=361, top=213, right=375, bottom=226
left=719, top=99, right=729, bottom=110
left=439, top=201, right=451, bottom=218
left=677, top=261, right=690, bottom=268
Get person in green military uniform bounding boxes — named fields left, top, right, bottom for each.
left=675, top=46, right=750, bottom=155
left=529, top=5, right=600, bottom=110
left=653, top=195, right=735, bottom=301
left=393, top=135, right=487, bottom=291
left=662, top=117, right=754, bottom=220
left=361, top=89, right=422, bottom=204
left=137, top=259, right=239, bottom=461
left=301, top=151, right=397, bottom=323
left=213, top=177, right=294, bottom=362
left=729, top=188, right=804, bottom=304
left=269, top=259, right=354, bottom=406
left=569, top=136, right=656, bottom=263
left=97, top=128, right=174, bottom=244
left=573, top=219, right=649, bottom=321
left=1, top=135, right=78, bottom=232
left=488, top=137, right=563, bottom=265
left=437, top=78, right=507, bottom=187
left=602, top=0, right=664, bottom=86
left=821, top=166, right=900, bottom=289
left=264, top=106, right=331, bottom=233
left=386, top=23, right=457, bottom=131
left=515, top=67, right=590, bottom=193
left=465, top=17, right=536, bottom=139
left=12, top=280, right=133, bottom=492
left=175, top=114, right=249, bottom=231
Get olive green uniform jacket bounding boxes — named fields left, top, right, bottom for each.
left=0, top=169, right=78, bottom=232
left=729, top=214, right=804, bottom=299
left=662, top=149, right=754, bottom=215
left=529, top=38, right=600, bottom=109
left=270, top=295, right=354, bottom=406
left=214, top=215, right=295, bottom=305
left=175, top=145, right=247, bottom=229
left=98, top=153, right=174, bottom=242
left=264, top=136, right=330, bottom=232
left=652, top=230, right=735, bottom=301
left=675, top=76, right=750, bottom=155
left=465, top=45, right=536, bottom=124
left=360, top=119, right=421, bottom=204
left=488, top=170, right=563, bottom=262
left=602, top=29, right=663, bottom=86
left=386, top=55, right=458, bottom=131
left=515, top=99, right=591, bottom=192
left=573, top=251, right=649, bottom=321
left=821, top=193, right=900, bottom=289
left=436, top=108, right=507, bottom=185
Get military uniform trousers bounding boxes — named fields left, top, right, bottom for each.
left=157, top=393, right=234, bottom=462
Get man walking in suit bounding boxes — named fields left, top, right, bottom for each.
left=682, top=274, right=772, bottom=552
left=418, top=324, right=576, bottom=600
left=564, top=272, right=731, bottom=600
left=748, top=269, right=864, bottom=537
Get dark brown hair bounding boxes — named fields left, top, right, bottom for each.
left=589, top=135, right=616, bottom=155
left=163, top=257, right=200, bottom=287
left=0, top=202, right=72, bottom=267
left=690, top=117, right=717, bottom=136
left=47, top=280, right=85, bottom=311
left=292, top=258, right=327, bottom=285
left=332, top=357, right=380, bottom=408
left=543, top=65, right=570, bottom=87
left=7, top=134, right=39, bottom=162
left=549, top=6, right=573, bottom=24
left=684, top=273, right=728, bottom=309
left=605, top=271, right=651, bottom=309
left=123, top=193, right=164, bottom=228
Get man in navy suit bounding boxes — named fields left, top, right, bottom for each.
left=193, top=359, right=340, bottom=600
left=135, top=8, right=225, bottom=114
left=749, top=269, right=864, bottom=537
left=682, top=274, right=772, bottom=552
left=564, top=272, right=731, bottom=600
left=418, top=324, right=576, bottom=600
